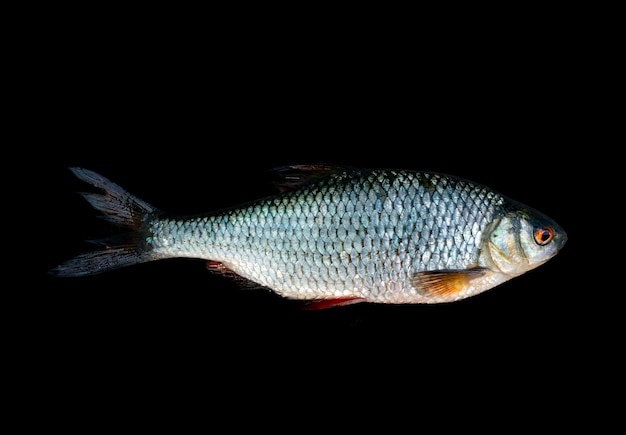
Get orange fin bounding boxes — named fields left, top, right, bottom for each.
left=411, top=267, right=488, bottom=298
left=271, top=164, right=351, bottom=193
left=300, top=297, right=367, bottom=310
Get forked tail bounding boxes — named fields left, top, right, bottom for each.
left=49, top=168, right=159, bottom=277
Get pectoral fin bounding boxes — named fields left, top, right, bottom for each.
left=411, top=267, right=488, bottom=299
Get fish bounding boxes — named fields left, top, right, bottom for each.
left=49, top=165, right=567, bottom=309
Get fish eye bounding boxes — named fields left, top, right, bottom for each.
left=534, top=226, right=553, bottom=246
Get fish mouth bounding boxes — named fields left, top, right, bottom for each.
left=553, top=228, right=568, bottom=252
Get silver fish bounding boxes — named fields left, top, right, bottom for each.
left=49, top=165, right=567, bottom=309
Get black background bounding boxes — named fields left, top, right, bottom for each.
left=15, top=9, right=615, bottom=431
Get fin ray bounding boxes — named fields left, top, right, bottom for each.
left=49, top=168, right=158, bottom=277
left=300, top=297, right=366, bottom=310
left=49, top=247, right=144, bottom=277
left=271, top=164, right=351, bottom=192
left=411, top=267, right=488, bottom=298
left=71, top=167, right=155, bottom=226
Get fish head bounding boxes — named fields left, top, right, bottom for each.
left=484, top=202, right=567, bottom=277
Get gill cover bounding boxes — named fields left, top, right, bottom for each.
left=486, top=206, right=566, bottom=277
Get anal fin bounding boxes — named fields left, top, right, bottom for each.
left=206, top=261, right=262, bottom=289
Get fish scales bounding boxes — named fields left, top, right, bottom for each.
left=150, top=171, right=495, bottom=298
left=50, top=166, right=567, bottom=308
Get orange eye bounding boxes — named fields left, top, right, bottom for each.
left=534, top=226, right=553, bottom=246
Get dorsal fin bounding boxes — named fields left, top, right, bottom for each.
left=271, top=164, right=351, bottom=193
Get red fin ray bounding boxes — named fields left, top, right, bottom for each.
left=300, top=297, right=367, bottom=310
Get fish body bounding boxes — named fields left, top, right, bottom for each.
left=50, top=166, right=567, bottom=308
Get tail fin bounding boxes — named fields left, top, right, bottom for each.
left=49, top=167, right=159, bottom=277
